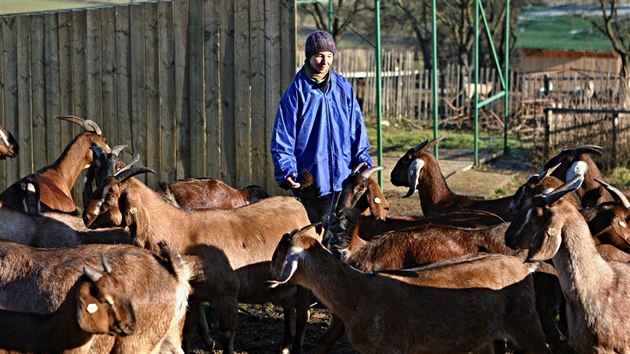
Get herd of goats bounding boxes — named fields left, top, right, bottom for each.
left=0, top=116, right=629, bottom=354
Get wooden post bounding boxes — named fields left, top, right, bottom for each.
left=612, top=112, right=618, bottom=167
left=544, top=107, right=552, bottom=161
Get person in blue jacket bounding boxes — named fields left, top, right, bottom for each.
left=271, top=30, right=372, bottom=228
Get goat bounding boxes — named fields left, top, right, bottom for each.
left=0, top=126, right=18, bottom=159
left=505, top=173, right=630, bottom=353
left=329, top=164, right=505, bottom=241
left=314, top=207, right=570, bottom=354
left=508, top=162, right=630, bottom=263
left=156, top=177, right=270, bottom=209
left=268, top=225, right=550, bottom=354
left=0, top=255, right=136, bottom=353
left=0, top=116, right=111, bottom=214
left=0, top=202, right=132, bottom=248
left=0, top=240, right=191, bottom=353
left=390, top=138, right=516, bottom=219
left=81, top=163, right=316, bottom=354
left=543, top=145, right=630, bottom=207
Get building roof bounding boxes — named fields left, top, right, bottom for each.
left=515, top=3, right=629, bottom=52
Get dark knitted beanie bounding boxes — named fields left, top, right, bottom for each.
left=305, top=30, right=336, bottom=59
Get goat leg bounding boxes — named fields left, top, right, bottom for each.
left=312, top=314, right=346, bottom=354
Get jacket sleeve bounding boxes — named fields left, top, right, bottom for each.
left=349, top=86, right=373, bottom=169
left=270, top=87, right=299, bottom=188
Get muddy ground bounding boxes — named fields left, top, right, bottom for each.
left=191, top=151, right=537, bottom=354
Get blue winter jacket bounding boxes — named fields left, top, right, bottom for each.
left=271, top=67, right=372, bottom=198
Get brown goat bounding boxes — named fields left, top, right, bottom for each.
left=156, top=177, right=270, bottom=209
left=0, top=116, right=111, bottom=214
left=0, top=255, right=136, bottom=353
left=543, top=145, right=630, bottom=207
left=505, top=174, right=630, bottom=353
left=0, top=240, right=192, bottom=353
left=269, top=225, right=550, bottom=354
left=82, top=164, right=316, bottom=354
left=329, top=164, right=505, bottom=242
left=390, top=138, right=514, bottom=219
left=0, top=126, right=18, bottom=159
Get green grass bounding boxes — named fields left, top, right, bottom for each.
left=365, top=118, right=521, bottom=155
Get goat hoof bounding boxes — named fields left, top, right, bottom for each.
left=202, top=335, right=216, bottom=350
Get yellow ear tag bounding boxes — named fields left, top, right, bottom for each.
left=129, top=207, right=137, bottom=215
left=547, top=227, right=557, bottom=236
left=87, top=303, right=99, bottom=314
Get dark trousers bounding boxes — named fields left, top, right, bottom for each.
left=298, top=192, right=338, bottom=231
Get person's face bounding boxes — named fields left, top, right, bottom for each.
left=308, top=51, right=334, bottom=74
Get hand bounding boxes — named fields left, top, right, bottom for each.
left=285, top=175, right=301, bottom=189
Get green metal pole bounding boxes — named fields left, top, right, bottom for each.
left=328, top=0, right=333, bottom=33
left=432, top=0, right=438, bottom=158
left=375, top=0, right=383, bottom=188
left=503, top=0, right=510, bottom=155
left=473, top=0, right=480, bottom=165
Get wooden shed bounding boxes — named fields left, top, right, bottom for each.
left=515, top=3, right=622, bottom=74
left=0, top=0, right=297, bottom=198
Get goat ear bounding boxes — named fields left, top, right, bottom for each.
left=526, top=218, right=563, bottom=262
left=76, top=281, right=111, bottom=334
left=403, top=159, right=424, bottom=198
left=268, top=253, right=300, bottom=288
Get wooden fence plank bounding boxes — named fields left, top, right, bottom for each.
left=234, top=0, right=251, bottom=187
left=1, top=16, right=18, bottom=183
left=114, top=5, right=131, bottom=161
left=17, top=15, right=32, bottom=174
left=86, top=9, right=102, bottom=121
left=218, top=0, right=236, bottom=185
left=158, top=1, right=176, bottom=183
left=188, top=0, right=206, bottom=178
left=31, top=15, right=46, bottom=168
left=250, top=0, right=267, bottom=187
left=129, top=4, right=147, bottom=184
left=144, top=2, right=160, bottom=187
left=44, top=14, right=61, bottom=163
left=100, top=7, right=117, bottom=141
left=71, top=11, right=87, bottom=118
left=204, top=0, right=222, bottom=179
left=173, top=0, right=189, bottom=180
left=264, top=0, right=283, bottom=193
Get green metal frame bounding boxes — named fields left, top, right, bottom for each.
left=297, top=0, right=511, bottom=183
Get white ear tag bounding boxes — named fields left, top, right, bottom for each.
left=373, top=197, right=381, bottom=204
left=619, top=221, right=627, bottom=228
left=547, top=227, right=557, bottom=236
left=87, top=303, right=99, bottom=314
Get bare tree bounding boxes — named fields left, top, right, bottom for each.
left=300, top=0, right=373, bottom=43
left=590, top=0, right=629, bottom=108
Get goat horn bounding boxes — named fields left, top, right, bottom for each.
left=360, top=166, right=384, bottom=180
left=82, top=120, right=103, bottom=135
left=411, top=139, right=429, bottom=153
left=114, top=154, right=141, bottom=177
left=83, top=265, right=103, bottom=282
left=57, top=115, right=86, bottom=125
left=111, top=145, right=128, bottom=156
left=100, top=254, right=113, bottom=274
left=424, top=136, right=444, bottom=152
left=116, top=167, right=157, bottom=183
left=0, top=129, right=9, bottom=146
left=352, top=162, right=368, bottom=175
left=543, top=174, right=584, bottom=205
left=538, top=162, right=561, bottom=182
left=595, top=179, right=630, bottom=209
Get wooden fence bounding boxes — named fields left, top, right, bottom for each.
left=0, top=0, right=296, bottom=198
